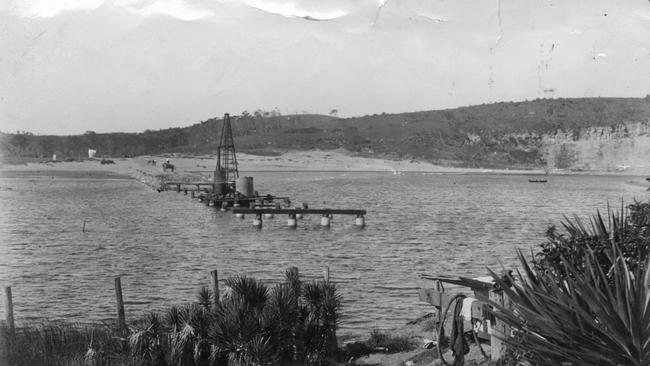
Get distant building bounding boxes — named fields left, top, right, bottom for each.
left=88, top=149, right=96, bottom=158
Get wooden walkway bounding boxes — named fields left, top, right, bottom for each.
left=232, top=208, right=366, bottom=216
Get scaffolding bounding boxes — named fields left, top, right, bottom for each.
left=215, top=113, right=239, bottom=184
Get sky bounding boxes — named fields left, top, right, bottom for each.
left=1, top=0, right=649, bottom=135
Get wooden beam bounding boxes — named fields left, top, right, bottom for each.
left=233, top=208, right=366, bottom=215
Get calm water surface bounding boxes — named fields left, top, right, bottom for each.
left=0, top=170, right=647, bottom=336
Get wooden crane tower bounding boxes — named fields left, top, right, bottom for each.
left=214, top=113, right=239, bottom=191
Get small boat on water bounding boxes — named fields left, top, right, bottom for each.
left=528, top=179, right=548, bottom=183
left=646, top=178, right=650, bottom=182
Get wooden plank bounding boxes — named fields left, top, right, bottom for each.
left=418, top=288, right=455, bottom=308
left=419, top=274, right=493, bottom=290
left=0, top=319, right=7, bottom=366
left=489, top=290, right=511, bottom=362
left=164, top=181, right=214, bottom=185
left=233, top=208, right=366, bottom=215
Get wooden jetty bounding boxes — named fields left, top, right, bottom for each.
left=233, top=208, right=366, bottom=215
left=158, top=113, right=367, bottom=229
left=232, top=208, right=366, bottom=228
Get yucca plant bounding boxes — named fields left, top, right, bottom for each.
left=535, top=201, right=650, bottom=278
left=488, top=244, right=650, bottom=366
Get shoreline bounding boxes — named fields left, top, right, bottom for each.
left=1, top=149, right=649, bottom=178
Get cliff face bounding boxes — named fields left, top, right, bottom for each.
left=541, top=121, right=650, bottom=173
left=3, top=98, right=650, bottom=173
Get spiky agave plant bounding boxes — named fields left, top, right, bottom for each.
left=488, top=244, right=650, bottom=366
left=535, top=202, right=650, bottom=278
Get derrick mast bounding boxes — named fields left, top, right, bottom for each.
left=214, top=113, right=239, bottom=193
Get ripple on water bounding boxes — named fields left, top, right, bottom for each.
left=0, top=172, right=647, bottom=335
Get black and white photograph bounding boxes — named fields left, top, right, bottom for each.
left=1, top=0, right=650, bottom=365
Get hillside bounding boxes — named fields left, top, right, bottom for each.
left=2, top=97, right=650, bottom=171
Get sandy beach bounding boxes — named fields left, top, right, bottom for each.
left=0, top=149, right=548, bottom=178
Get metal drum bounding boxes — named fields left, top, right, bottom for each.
left=236, top=177, right=254, bottom=197
left=213, top=170, right=227, bottom=196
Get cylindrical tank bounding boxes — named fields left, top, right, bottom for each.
left=236, top=177, right=254, bottom=197
left=355, top=215, right=365, bottom=227
left=213, top=183, right=226, bottom=196
left=213, top=170, right=226, bottom=183
left=287, top=214, right=297, bottom=228
left=213, top=170, right=227, bottom=196
left=320, top=215, right=331, bottom=227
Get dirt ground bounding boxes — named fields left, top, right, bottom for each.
left=346, top=313, right=492, bottom=366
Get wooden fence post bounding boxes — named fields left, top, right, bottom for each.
left=4, top=287, right=14, bottom=335
left=114, top=277, right=126, bottom=331
left=323, top=267, right=330, bottom=282
left=210, top=270, right=220, bottom=310
left=489, top=289, right=511, bottom=362
left=288, top=267, right=299, bottom=281
left=0, top=321, right=6, bottom=366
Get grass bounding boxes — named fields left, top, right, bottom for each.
left=341, top=328, right=417, bottom=362
left=366, top=329, right=416, bottom=353
left=2, top=322, right=127, bottom=366
left=0, top=269, right=342, bottom=366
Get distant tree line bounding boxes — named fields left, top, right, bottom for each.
left=2, top=98, right=649, bottom=169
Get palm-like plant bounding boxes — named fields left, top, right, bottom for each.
left=166, top=304, right=214, bottom=366
left=262, top=283, right=302, bottom=361
left=210, top=271, right=342, bottom=365
left=211, top=297, right=258, bottom=360
left=489, top=244, right=650, bottom=366
left=225, top=275, right=269, bottom=311
left=129, top=312, right=168, bottom=366
left=302, top=281, right=342, bottom=360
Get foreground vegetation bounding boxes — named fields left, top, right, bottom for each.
left=2, top=270, right=341, bottom=366
left=491, top=201, right=650, bottom=365
left=2, top=200, right=649, bottom=365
